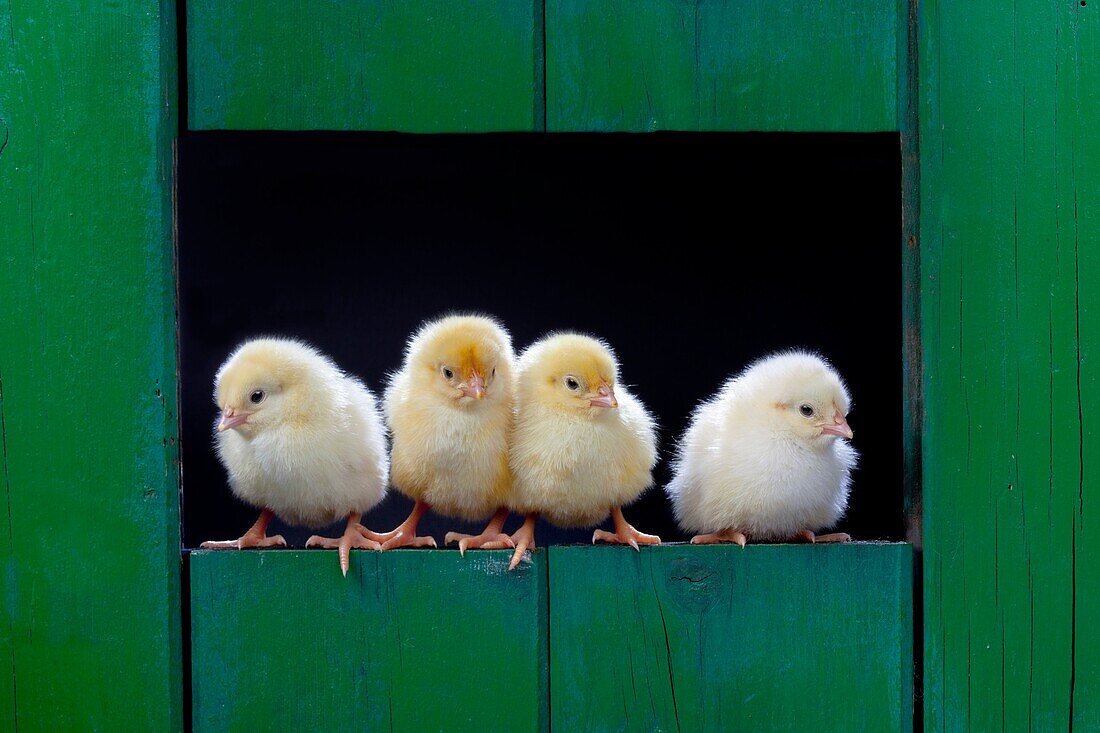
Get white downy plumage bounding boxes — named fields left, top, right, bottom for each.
left=666, top=351, right=857, bottom=540
left=214, top=338, right=388, bottom=528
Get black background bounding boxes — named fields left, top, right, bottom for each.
left=178, top=131, right=902, bottom=549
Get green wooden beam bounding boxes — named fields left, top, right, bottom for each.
left=546, top=0, right=899, bottom=132
left=549, top=544, right=913, bottom=731
left=919, top=0, right=1099, bottom=728
left=187, top=0, right=545, bottom=132
left=0, top=1, right=181, bottom=730
left=190, top=549, right=549, bottom=732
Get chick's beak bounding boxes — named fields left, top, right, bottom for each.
left=589, top=384, right=618, bottom=409
left=462, top=371, right=486, bottom=400
left=217, top=406, right=249, bottom=432
left=821, top=413, right=854, bottom=439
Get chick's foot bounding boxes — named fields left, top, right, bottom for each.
left=689, top=529, right=748, bottom=547
left=797, top=530, right=852, bottom=543
left=306, top=513, right=383, bottom=576
left=367, top=500, right=437, bottom=551
left=508, top=514, right=538, bottom=571
left=199, top=534, right=287, bottom=550
left=592, top=506, right=660, bottom=551
left=445, top=508, right=515, bottom=555
left=200, top=508, right=287, bottom=550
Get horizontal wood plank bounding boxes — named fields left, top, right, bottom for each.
left=187, top=0, right=543, bottom=131
left=546, top=0, right=899, bottom=132
left=190, top=549, right=548, bottom=732
left=549, top=543, right=913, bottom=731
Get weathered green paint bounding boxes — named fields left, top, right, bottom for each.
left=545, top=0, right=898, bottom=132
left=919, top=0, right=1099, bottom=729
left=900, top=0, right=922, bottom=545
left=191, top=549, right=549, bottom=732
left=0, top=2, right=181, bottom=731
left=187, top=1, right=544, bottom=132
left=549, top=544, right=913, bottom=732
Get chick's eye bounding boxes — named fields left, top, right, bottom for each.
left=250, top=390, right=266, bottom=405
left=565, top=377, right=580, bottom=391
left=442, top=366, right=454, bottom=380
left=799, top=403, right=814, bottom=418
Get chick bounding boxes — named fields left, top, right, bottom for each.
left=200, top=338, right=389, bottom=576
left=666, top=351, right=857, bottom=546
left=507, top=333, right=659, bottom=570
left=375, top=315, right=516, bottom=552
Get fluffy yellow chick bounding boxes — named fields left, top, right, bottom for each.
left=201, top=338, right=388, bottom=576
left=666, top=351, right=857, bottom=546
left=507, top=333, right=658, bottom=570
left=373, top=314, right=516, bottom=552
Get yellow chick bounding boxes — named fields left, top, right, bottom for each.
left=373, top=314, right=516, bottom=552
left=507, top=333, right=659, bottom=570
left=201, top=338, right=388, bottom=576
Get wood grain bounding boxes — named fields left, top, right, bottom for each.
left=187, top=0, right=544, bottom=132
left=546, top=0, right=899, bottom=132
left=0, top=1, right=181, bottom=730
left=549, top=543, right=913, bottom=732
left=190, top=549, right=549, bottom=732
left=919, top=0, right=1099, bottom=728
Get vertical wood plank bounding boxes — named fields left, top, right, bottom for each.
left=919, top=0, right=1098, bottom=728
left=546, top=0, right=898, bottom=132
left=549, top=544, right=913, bottom=732
left=187, top=0, right=544, bottom=132
left=0, top=1, right=181, bottom=730
left=191, top=550, right=549, bottom=732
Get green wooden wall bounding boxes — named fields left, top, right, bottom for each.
left=187, top=0, right=546, bottom=132
left=549, top=544, right=913, bottom=732
left=919, top=0, right=1099, bottom=729
left=8, top=0, right=1100, bottom=729
left=545, top=0, right=899, bottom=132
left=186, top=0, right=899, bottom=133
left=191, top=550, right=549, bottom=732
left=0, top=2, right=182, bottom=730
left=191, top=545, right=912, bottom=733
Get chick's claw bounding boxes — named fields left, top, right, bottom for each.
left=306, top=529, right=382, bottom=577
left=445, top=531, right=515, bottom=556
left=200, top=508, right=287, bottom=550
left=355, top=525, right=400, bottom=543
left=797, top=530, right=851, bottom=544
left=592, top=507, right=660, bottom=551
left=200, top=533, right=287, bottom=550
left=690, top=529, right=748, bottom=547
left=380, top=531, right=437, bottom=551
left=507, top=514, right=538, bottom=571
left=592, top=527, right=660, bottom=551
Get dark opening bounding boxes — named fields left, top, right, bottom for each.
left=178, top=131, right=903, bottom=548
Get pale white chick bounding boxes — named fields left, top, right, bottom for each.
left=508, top=333, right=659, bottom=571
left=666, top=351, right=857, bottom=546
left=201, top=338, right=389, bottom=576
left=376, top=314, right=516, bottom=552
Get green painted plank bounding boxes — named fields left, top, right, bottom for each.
left=549, top=544, right=913, bottom=732
left=191, top=549, right=549, bottom=732
left=546, top=0, right=898, bottom=132
left=919, top=0, right=1099, bottom=728
left=0, top=2, right=181, bottom=731
left=900, top=0, right=922, bottom=546
left=187, top=0, right=544, bottom=132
